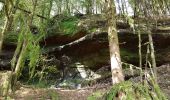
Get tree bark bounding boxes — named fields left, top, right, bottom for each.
left=148, top=32, right=157, bottom=80
left=13, top=40, right=27, bottom=80
left=105, top=0, right=124, bottom=84
left=0, top=0, right=19, bottom=53
left=0, top=17, right=8, bottom=53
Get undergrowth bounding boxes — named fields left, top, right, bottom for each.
left=59, top=16, right=78, bottom=35
left=47, top=15, right=79, bottom=36
left=88, top=79, right=167, bottom=100
left=103, top=80, right=167, bottom=100
left=4, top=32, right=18, bottom=45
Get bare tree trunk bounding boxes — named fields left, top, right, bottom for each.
left=29, top=0, right=38, bottom=25
left=86, top=0, right=92, bottom=14
left=57, top=0, right=62, bottom=14
left=148, top=32, right=157, bottom=80
left=0, top=17, right=8, bottom=53
left=95, top=0, right=97, bottom=14
left=138, top=31, right=143, bottom=82
left=105, top=0, right=124, bottom=84
left=0, top=0, right=19, bottom=53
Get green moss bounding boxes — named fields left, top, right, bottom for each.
left=88, top=91, right=104, bottom=100
left=120, top=49, right=138, bottom=61
left=78, top=49, right=109, bottom=69
left=59, top=17, right=79, bottom=35
left=47, top=16, right=79, bottom=36
left=104, top=81, right=167, bottom=100
left=4, top=32, right=18, bottom=45
left=47, top=90, right=59, bottom=100
left=89, top=28, right=97, bottom=33
left=21, top=79, right=55, bottom=88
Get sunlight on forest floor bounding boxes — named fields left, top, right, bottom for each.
left=4, top=64, right=169, bottom=100
left=11, top=83, right=110, bottom=100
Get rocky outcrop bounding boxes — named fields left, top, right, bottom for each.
left=1, top=14, right=170, bottom=72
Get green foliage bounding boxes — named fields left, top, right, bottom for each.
left=21, top=78, right=55, bottom=89
left=38, top=65, right=59, bottom=81
left=59, top=17, right=78, bottom=35
left=30, top=80, right=49, bottom=88
left=120, top=49, right=138, bottom=62
left=89, top=28, right=97, bottom=33
left=10, top=14, right=43, bottom=81
left=19, top=55, right=59, bottom=86
left=11, top=26, right=24, bottom=70
left=87, top=91, right=103, bottom=100
left=15, top=29, right=42, bottom=80
left=13, top=30, right=30, bottom=78
left=28, top=43, right=40, bottom=79
left=149, top=78, right=167, bottom=100
left=4, top=32, right=18, bottom=45
left=35, top=55, right=60, bottom=81
left=104, top=80, right=167, bottom=100
left=105, top=81, right=133, bottom=100
left=47, top=90, right=59, bottom=100
left=47, top=16, right=79, bottom=36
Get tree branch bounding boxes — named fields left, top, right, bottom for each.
left=0, top=1, right=47, bottom=20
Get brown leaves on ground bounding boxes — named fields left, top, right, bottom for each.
left=11, top=83, right=110, bottom=100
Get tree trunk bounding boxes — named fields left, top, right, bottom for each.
left=105, top=0, right=124, bottom=84
left=0, top=0, right=19, bottom=53
left=0, top=71, right=12, bottom=97
left=0, top=17, right=8, bottom=53
left=57, top=0, right=62, bottom=14
left=148, top=32, right=157, bottom=80
left=12, top=40, right=28, bottom=90
left=86, top=0, right=92, bottom=14
left=65, top=0, right=70, bottom=14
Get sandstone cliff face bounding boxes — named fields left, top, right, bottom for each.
left=1, top=14, right=170, bottom=70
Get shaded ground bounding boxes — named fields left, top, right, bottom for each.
left=157, top=64, right=170, bottom=99
left=6, top=64, right=170, bottom=100
left=11, top=84, right=111, bottom=100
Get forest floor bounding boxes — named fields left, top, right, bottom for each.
left=10, top=83, right=111, bottom=100
left=7, top=64, right=170, bottom=100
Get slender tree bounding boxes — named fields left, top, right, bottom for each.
left=65, top=0, right=70, bottom=14
left=12, top=0, right=38, bottom=88
left=86, top=0, right=93, bottom=14
left=105, top=0, right=124, bottom=84
left=0, top=0, right=12, bottom=53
